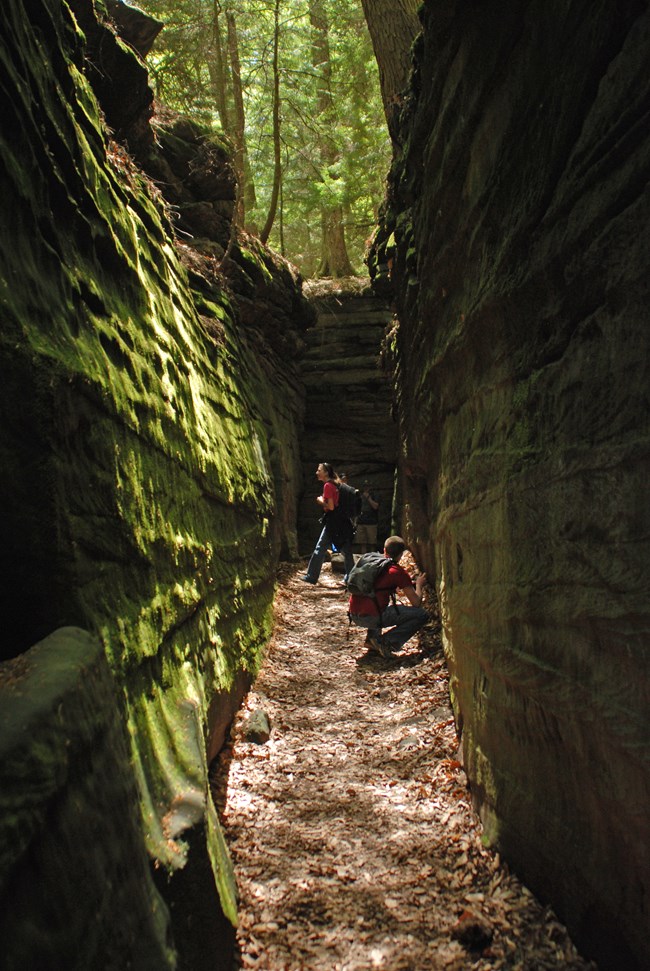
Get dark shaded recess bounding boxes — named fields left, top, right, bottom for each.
left=27, top=0, right=86, bottom=96
left=151, top=825, right=236, bottom=971
left=93, top=228, right=139, bottom=288
left=98, top=329, right=135, bottom=377
left=37, top=214, right=67, bottom=267
left=0, top=364, right=82, bottom=660
left=0, top=357, right=161, bottom=663
left=75, top=278, right=109, bottom=318
left=0, top=630, right=171, bottom=971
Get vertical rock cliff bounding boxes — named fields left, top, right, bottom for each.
left=298, top=279, right=398, bottom=552
left=0, top=1, right=309, bottom=967
left=370, top=2, right=650, bottom=968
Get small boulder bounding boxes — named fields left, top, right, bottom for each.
left=242, top=709, right=271, bottom=744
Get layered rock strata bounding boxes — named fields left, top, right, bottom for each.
left=298, top=279, right=398, bottom=554
left=370, top=2, right=650, bottom=968
left=0, top=1, right=308, bottom=967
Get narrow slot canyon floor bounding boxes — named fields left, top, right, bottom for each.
left=211, top=560, right=596, bottom=971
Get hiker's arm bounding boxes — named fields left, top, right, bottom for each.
left=317, top=492, right=335, bottom=511
left=403, top=573, right=427, bottom=607
left=363, top=489, right=379, bottom=510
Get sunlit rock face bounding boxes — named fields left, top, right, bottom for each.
left=0, top=0, right=308, bottom=967
left=371, top=2, right=650, bottom=968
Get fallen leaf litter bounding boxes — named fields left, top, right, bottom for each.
left=211, top=560, right=597, bottom=971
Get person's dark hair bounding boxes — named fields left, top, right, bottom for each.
left=320, top=462, right=337, bottom=481
left=385, top=535, right=407, bottom=559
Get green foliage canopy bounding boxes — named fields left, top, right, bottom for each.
left=136, top=0, right=391, bottom=275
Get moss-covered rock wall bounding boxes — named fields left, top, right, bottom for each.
left=0, top=629, right=175, bottom=971
left=371, top=2, right=650, bottom=969
left=0, top=1, right=309, bottom=966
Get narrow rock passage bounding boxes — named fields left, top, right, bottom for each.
left=212, top=562, right=595, bottom=971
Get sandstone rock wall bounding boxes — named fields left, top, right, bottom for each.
left=0, top=1, right=308, bottom=967
left=298, top=280, right=398, bottom=553
left=0, top=629, right=178, bottom=971
left=370, top=2, right=650, bottom=968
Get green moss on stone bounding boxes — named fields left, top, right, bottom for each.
left=0, top=0, right=299, bottom=951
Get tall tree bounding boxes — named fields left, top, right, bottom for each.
left=207, top=1, right=230, bottom=131
left=360, top=0, right=420, bottom=143
left=308, top=0, right=355, bottom=277
left=259, top=0, right=281, bottom=244
left=137, top=0, right=391, bottom=275
left=225, top=1, right=256, bottom=221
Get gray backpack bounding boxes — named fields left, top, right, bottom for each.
left=347, top=552, right=393, bottom=598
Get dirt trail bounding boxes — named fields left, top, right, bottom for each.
left=212, top=561, right=595, bottom=971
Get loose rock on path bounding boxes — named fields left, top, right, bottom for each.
left=211, top=560, right=596, bottom=971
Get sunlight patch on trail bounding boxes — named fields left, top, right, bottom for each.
left=212, top=563, right=596, bottom=971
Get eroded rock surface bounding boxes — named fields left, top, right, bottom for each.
left=0, top=1, right=308, bottom=967
left=370, top=3, right=650, bottom=968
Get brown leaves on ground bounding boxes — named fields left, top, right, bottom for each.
left=211, top=561, right=596, bottom=971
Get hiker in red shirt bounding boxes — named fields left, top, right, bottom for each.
left=300, top=462, right=355, bottom=585
left=348, top=535, right=427, bottom=658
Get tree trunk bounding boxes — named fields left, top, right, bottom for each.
left=279, top=167, right=285, bottom=257
left=260, top=0, right=282, bottom=245
left=225, top=4, right=256, bottom=222
left=320, top=207, right=355, bottom=277
left=308, top=0, right=356, bottom=278
left=360, top=0, right=420, bottom=143
left=208, top=1, right=230, bottom=132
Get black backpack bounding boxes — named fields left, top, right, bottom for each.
left=347, top=552, right=393, bottom=598
left=337, top=481, right=362, bottom=521
left=323, top=508, right=356, bottom=549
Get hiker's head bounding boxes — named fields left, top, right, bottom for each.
left=317, top=462, right=336, bottom=481
left=384, top=536, right=407, bottom=561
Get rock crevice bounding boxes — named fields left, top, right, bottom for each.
left=298, top=278, right=398, bottom=553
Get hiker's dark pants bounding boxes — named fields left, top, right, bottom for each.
left=380, top=604, right=428, bottom=651
left=350, top=604, right=428, bottom=652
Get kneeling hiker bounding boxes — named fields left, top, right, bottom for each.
left=347, top=536, right=427, bottom=658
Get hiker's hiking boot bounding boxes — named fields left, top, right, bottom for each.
left=364, top=631, right=392, bottom=659
left=299, top=575, right=316, bottom=584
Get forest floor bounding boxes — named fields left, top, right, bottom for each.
left=211, top=558, right=597, bottom=971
